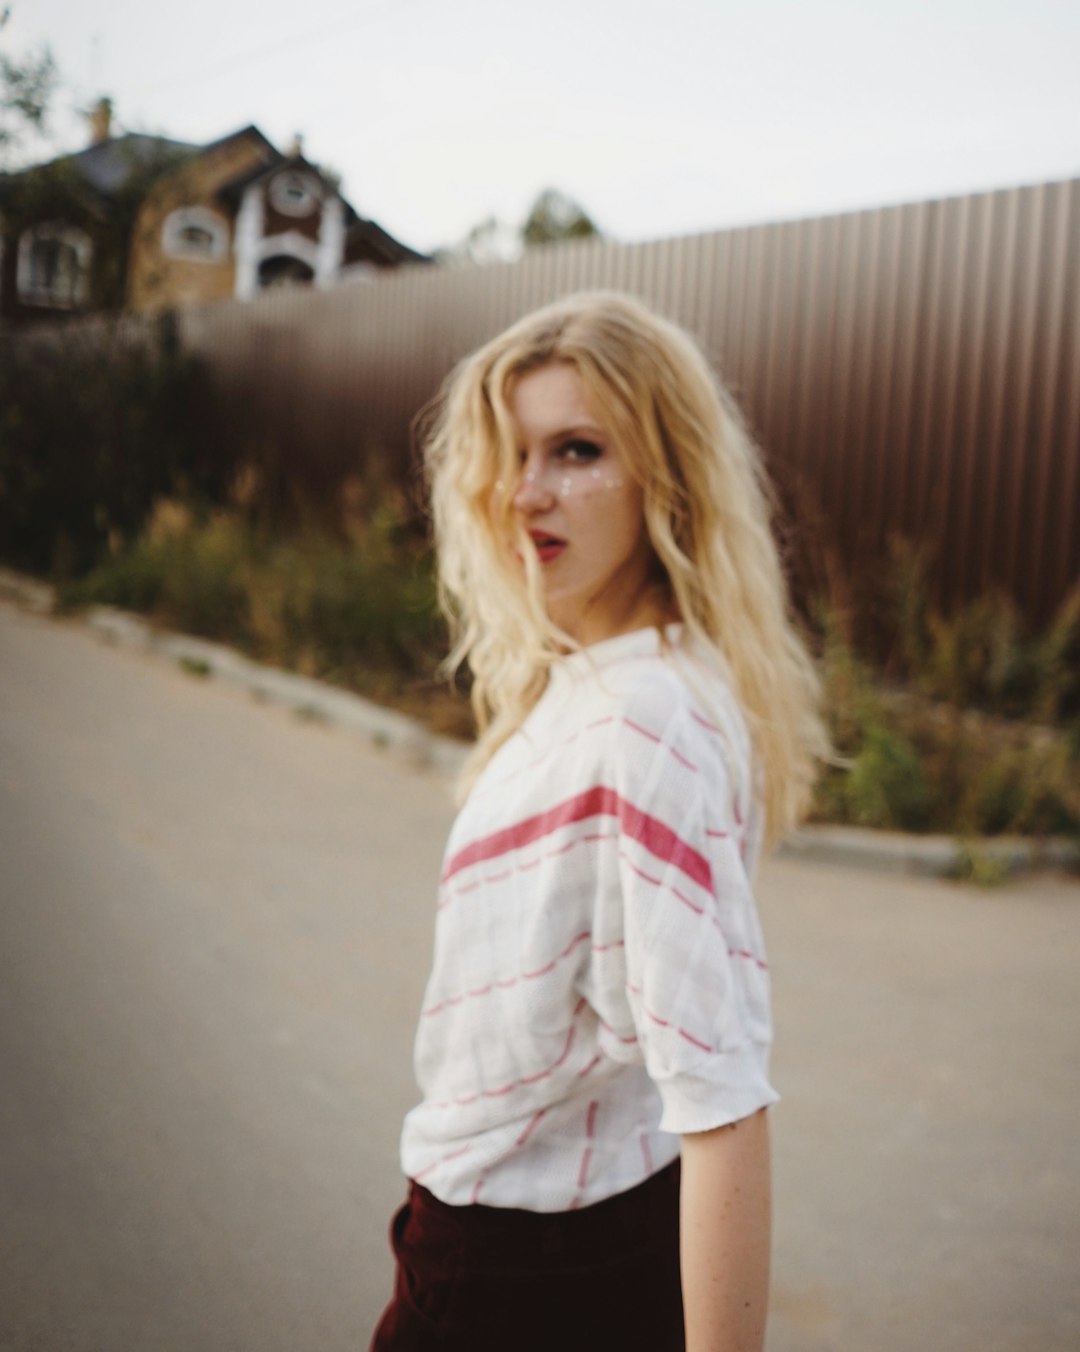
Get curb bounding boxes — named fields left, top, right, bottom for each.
left=3, top=566, right=1077, bottom=879
left=85, top=605, right=469, bottom=775
left=0, top=567, right=468, bottom=778
left=775, top=824, right=1079, bottom=879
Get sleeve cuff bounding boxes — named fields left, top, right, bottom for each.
left=655, top=1041, right=780, bottom=1134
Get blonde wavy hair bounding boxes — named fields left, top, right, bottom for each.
left=423, top=290, right=829, bottom=846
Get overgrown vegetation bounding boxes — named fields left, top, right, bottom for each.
left=1, top=322, right=1076, bottom=839
left=52, top=486, right=465, bottom=737
left=0, top=312, right=242, bottom=577
left=810, top=544, right=1079, bottom=839
left=44, top=491, right=1078, bottom=840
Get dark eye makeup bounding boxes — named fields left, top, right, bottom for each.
left=557, top=438, right=604, bottom=463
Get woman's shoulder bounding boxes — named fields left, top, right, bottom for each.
left=478, top=628, right=752, bottom=791
left=586, top=633, right=744, bottom=724
left=599, top=654, right=703, bottom=738
left=561, top=637, right=749, bottom=773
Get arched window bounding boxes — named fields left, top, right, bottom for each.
left=269, top=171, right=318, bottom=217
left=161, top=206, right=229, bottom=263
left=16, top=222, right=92, bottom=308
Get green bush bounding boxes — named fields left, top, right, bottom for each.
left=5, top=302, right=1075, bottom=844
left=803, top=542, right=1080, bottom=840
left=809, top=598, right=1080, bottom=839
left=0, top=313, right=241, bottom=579
left=57, top=494, right=445, bottom=696
left=881, top=539, right=1079, bottom=723
left=57, top=504, right=253, bottom=638
left=845, top=722, right=931, bottom=831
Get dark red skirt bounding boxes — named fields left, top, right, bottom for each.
left=369, top=1160, right=684, bottom=1351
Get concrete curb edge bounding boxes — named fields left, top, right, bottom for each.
left=0, top=566, right=468, bottom=778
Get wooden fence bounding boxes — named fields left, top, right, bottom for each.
left=172, top=175, right=1079, bottom=622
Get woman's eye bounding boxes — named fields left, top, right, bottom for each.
left=558, top=439, right=603, bottom=463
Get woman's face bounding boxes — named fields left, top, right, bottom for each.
left=504, top=361, right=659, bottom=646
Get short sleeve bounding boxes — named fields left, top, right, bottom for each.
left=589, top=675, right=779, bottom=1134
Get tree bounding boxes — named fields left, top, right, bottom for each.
left=521, top=188, right=599, bottom=247
left=441, top=188, right=601, bottom=265
left=437, top=213, right=523, bottom=266
left=0, top=7, right=57, bottom=167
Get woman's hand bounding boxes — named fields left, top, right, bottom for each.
left=679, top=1107, right=772, bottom=1352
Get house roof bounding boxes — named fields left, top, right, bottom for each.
left=1, top=126, right=278, bottom=204
left=347, top=215, right=429, bottom=265
left=217, top=151, right=324, bottom=203
left=66, top=133, right=202, bottom=195
left=1, top=123, right=429, bottom=264
left=216, top=149, right=430, bottom=264
left=0, top=133, right=201, bottom=205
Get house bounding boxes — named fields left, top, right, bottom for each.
left=0, top=99, right=427, bottom=322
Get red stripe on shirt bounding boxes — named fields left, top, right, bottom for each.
left=690, top=709, right=725, bottom=737
left=568, top=1100, right=601, bottom=1208
left=576, top=1101, right=599, bottom=1190
left=623, top=717, right=699, bottom=771
left=515, top=1108, right=548, bottom=1148
left=442, top=785, right=712, bottom=893
left=627, top=983, right=714, bottom=1052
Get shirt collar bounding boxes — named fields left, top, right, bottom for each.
left=549, top=622, right=684, bottom=690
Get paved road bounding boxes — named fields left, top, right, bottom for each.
left=1, top=598, right=1077, bottom=1352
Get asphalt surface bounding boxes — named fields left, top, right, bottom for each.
left=1, top=597, right=1077, bottom=1352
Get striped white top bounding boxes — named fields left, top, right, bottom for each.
left=399, top=624, right=779, bottom=1211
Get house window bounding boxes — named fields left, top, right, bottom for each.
left=257, top=254, right=314, bottom=290
left=16, top=223, right=92, bottom=308
left=269, top=172, right=318, bottom=217
left=161, top=206, right=229, bottom=263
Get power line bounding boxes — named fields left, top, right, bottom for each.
left=131, top=0, right=435, bottom=97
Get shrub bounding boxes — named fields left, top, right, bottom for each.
left=0, top=313, right=241, bottom=579
left=58, top=501, right=254, bottom=640
left=880, top=539, right=1080, bottom=724
left=808, top=588, right=1080, bottom=840
left=57, top=491, right=446, bottom=697
left=845, top=722, right=931, bottom=831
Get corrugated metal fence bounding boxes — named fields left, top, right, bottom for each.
left=177, top=176, right=1080, bottom=622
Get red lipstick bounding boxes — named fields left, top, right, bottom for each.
left=528, top=530, right=566, bottom=563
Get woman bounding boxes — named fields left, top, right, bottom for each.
left=371, top=292, right=828, bottom=1352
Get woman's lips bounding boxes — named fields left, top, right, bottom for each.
left=529, top=532, right=566, bottom=563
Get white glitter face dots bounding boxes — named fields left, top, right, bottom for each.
left=583, top=464, right=624, bottom=492
left=548, top=465, right=624, bottom=497
left=505, top=361, right=650, bottom=645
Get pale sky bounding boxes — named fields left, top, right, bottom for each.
left=7, top=0, right=1080, bottom=254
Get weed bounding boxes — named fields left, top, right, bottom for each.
left=808, top=587, right=1080, bottom=840
left=294, top=704, right=328, bottom=724
left=57, top=490, right=450, bottom=727
left=0, top=315, right=241, bottom=577
left=878, top=542, right=1080, bottom=724
left=31, top=475, right=1080, bottom=843
left=845, top=722, right=931, bottom=831
left=949, top=842, right=1011, bottom=887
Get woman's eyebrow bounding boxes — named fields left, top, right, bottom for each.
left=542, top=424, right=606, bottom=448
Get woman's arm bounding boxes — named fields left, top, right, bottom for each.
left=679, top=1107, right=772, bottom=1352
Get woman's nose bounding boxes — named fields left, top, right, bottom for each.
left=511, top=457, right=555, bottom=511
